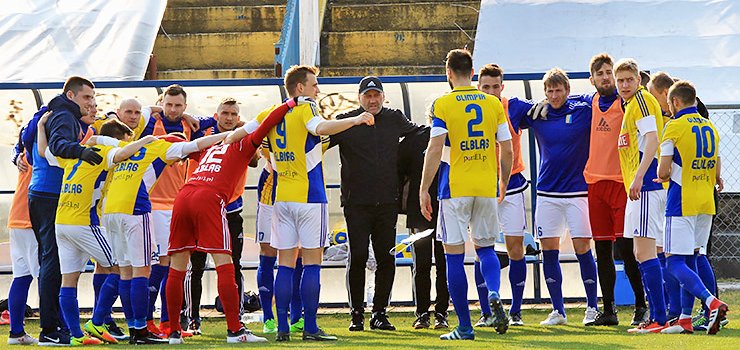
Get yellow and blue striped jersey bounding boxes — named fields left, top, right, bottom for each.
left=47, top=145, right=119, bottom=226
left=257, top=103, right=327, bottom=203
left=430, top=86, right=510, bottom=199
left=618, top=86, right=666, bottom=193
left=89, top=114, right=147, bottom=139
left=103, top=139, right=191, bottom=215
left=662, top=107, right=719, bottom=216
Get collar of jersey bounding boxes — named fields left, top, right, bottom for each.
left=673, top=106, right=698, bottom=119
left=452, top=86, right=478, bottom=92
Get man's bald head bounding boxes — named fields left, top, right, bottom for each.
left=117, top=98, right=143, bottom=130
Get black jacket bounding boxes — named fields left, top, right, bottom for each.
left=398, top=125, right=438, bottom=230
left=330, top=106, right=417, bottom=206
left=46, top=94, right=87, bottom=159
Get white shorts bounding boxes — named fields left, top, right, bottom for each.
left=270, top=202, right=329, bottom=250
left=10, top=228, right=39, bottom=278
left=104, top=213, right=156, bottom=267
left=255, top=202, right=273, bottom=244
left=623, top=189, right=666, bottom=247
left=499, top=192, right=527, bottom=237
left=437, top=196, right=499, bottom=247
left=534, top=196, right=592, bottom=239
left=664, top=215, right=712, bottom=255
left=55, top=224, right=116, bottom=275
left=151, top=210, right=172, bottom=257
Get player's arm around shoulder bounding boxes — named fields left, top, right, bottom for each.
left=311, top=109, right=374, bottom=136
left=113, top=135, right=158, bottom=164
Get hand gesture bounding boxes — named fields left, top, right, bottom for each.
left=80, top=147, right=103, bottom=165
left=16, top=152, right=28, bottom=173
left=420, top=190, right=433, bottom=222
left=39, top=110, right=53, bottom=126
left=527, top=99, right=549, bottom=120
left=354, top=112, right=375, bottom=126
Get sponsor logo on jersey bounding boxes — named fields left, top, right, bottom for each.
left=596, top=118, right=611, bottom=132
left=618, top=133, right=629, bottom=148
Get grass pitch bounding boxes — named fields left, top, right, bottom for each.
left=3, top=290, right=738, bottom=349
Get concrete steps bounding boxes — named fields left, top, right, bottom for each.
left=154, top=0, right=285, bottom=79
left=320, top=0, right=480, bottom=76
left=161, top=5, right=285, bottom=34
left=154, top=32, right=279, bottom=71
left=322, top=30, right=474, bottom=67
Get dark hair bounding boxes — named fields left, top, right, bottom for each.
left=284, top=65, right=320, bottom=95
left=668, top=80, right=697, bottom=106
left=63, top=76, right=95, bottom=95
left=479, top=63, right=504, bottom=80
left=445, top=49, right=473, bottom=77
left=589, top=53, right=613, bottom=75
left=99, top=118, right=134, bottom=140
left=163, top=84, right=187, bottom=101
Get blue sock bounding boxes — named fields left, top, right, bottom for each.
left=257, top=255, right=277, bottom=321
left=290, top=258, right=303, bottom=324
left=119, top=279, right=134, bottom=328
left=659, top=253, right=681, bottom=318
left=8, top=275, right=33, bottom=335
left=576, top=250, right=599, bottom=309
left=639, top=258, right=667, bottom=325
left=543, top=250, right=565, bottom=316
left=667, top=255, right=712, bottom=305
left=638, top=262, right=655, bottom=320
left=92, top=274, right=120, bottom=326
left=159, top=267, right=170, bottom=322
left=147, top=264, right=167, bottom=321
left=92, top=273, right=107, bottom=308
left=131, top=277, right=150, bottom=329
left=508, top=258, right=526, bottom=316
left=477, top=247, right=501, bottom=295
left=446, top=253, right=471, bottom=330
left=473, top=261, right=491, bottom=316
left=59, top=287, right=84, bottom=338
left=300, top=265, right=321, bottom=334
left=696, top=254, right=716, bottom=317
left=677, top=254, right=700, bottom=316
left=274, top=266, right=294, bottom=333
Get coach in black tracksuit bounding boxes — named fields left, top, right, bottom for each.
left=329, top=76, right=417, bottom=331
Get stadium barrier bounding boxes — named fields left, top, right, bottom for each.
left=0, top=75, right=737, bottom=307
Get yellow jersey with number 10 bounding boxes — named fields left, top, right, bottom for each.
left=662, top=107, right=719, bottom=216
left=430, top=86, right=509, bottom=199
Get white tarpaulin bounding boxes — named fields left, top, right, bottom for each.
left=473, top=0, right=740, bottom=104
left=0, top=0, right=166, bottom=82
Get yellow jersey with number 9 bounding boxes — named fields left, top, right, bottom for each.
left=662, top=107, right=719, bottom=216
left=48, top=145, right=119, bottom=226
left=258, top=103, right=327, bottom=203
left=430, top=86, right=510, bottom=199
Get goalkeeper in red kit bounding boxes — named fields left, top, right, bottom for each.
left=164, top=97, right=315, bottom=344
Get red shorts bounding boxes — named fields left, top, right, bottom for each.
left=169, top=186, right=232, bottom=254
left=587, top=180, right=627, bottom=241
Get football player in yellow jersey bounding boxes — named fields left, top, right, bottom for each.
left=654, top=81, right=728, bottom=335
left=37, top=114, right=157, bottom=346
left=232, top=65, right=372, bottom=342
left=614, top=58, right=670, bottom=333
left=420, top=49, right=513, bottom=340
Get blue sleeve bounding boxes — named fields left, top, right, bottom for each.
left=568, top=92, right=594, bottom=105
left=47, top=112, right=85, bottom=159
left=197, top=116, right=218, bottom=131
left=139, top=114, right=157, bottom=137
left=507, top=97, right=535, bottom=130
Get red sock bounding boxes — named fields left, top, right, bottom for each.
left=166, top=268, right=186, bottom=333
left=216, top=263, right=241, bottom=332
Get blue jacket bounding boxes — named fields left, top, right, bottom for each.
left=28, top=94, right=89, bottom=196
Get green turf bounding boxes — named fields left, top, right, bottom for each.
left=4, top=290, right=738, bottom=349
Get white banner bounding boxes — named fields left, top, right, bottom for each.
left=0, top=0, right=166, bottom=82
left=473, top=0, right=740, bottom=104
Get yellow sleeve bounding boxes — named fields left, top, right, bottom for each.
left=661, top=120, right=682, bottom=144
left=302, top=103, right=322, bottom=124
left=133, top=116, right=147, bottom=139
